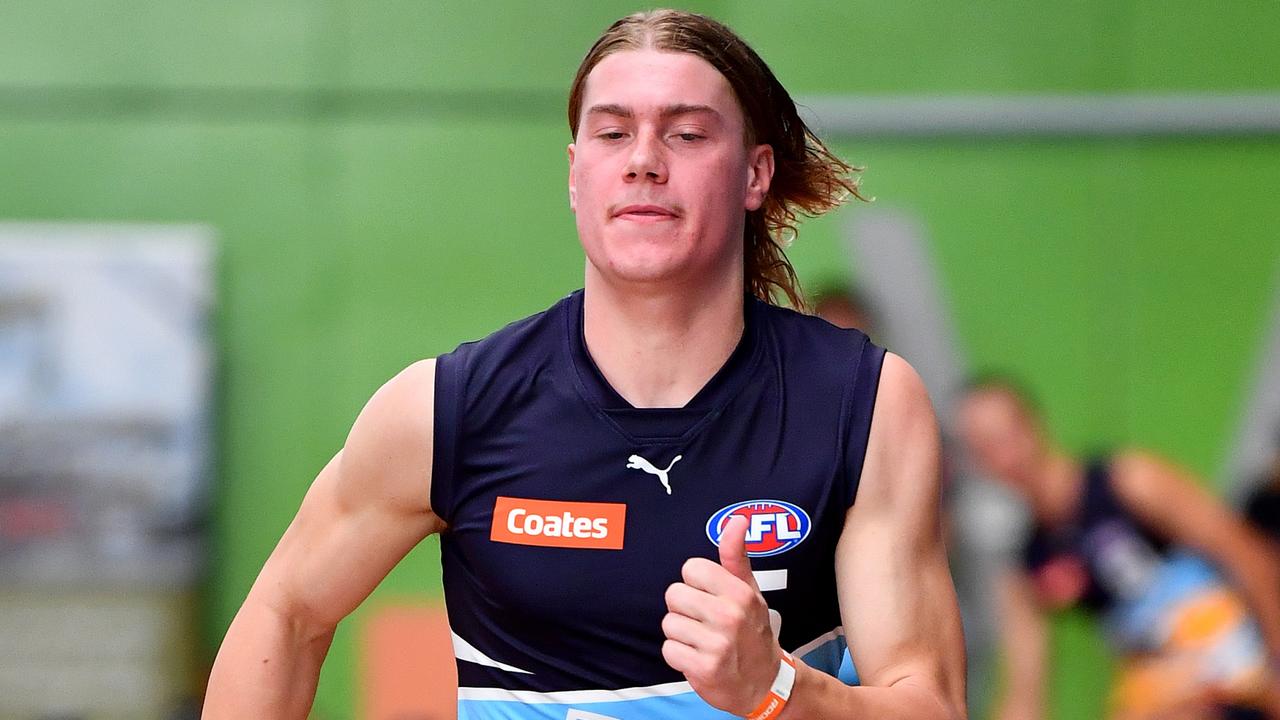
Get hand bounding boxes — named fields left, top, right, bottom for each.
left=662, top=515, right=783, bottom=715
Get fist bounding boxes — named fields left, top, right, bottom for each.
left=662, top=515, right=782, bottom=715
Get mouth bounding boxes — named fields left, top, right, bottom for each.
left=613, top=204, right=679, bottom=222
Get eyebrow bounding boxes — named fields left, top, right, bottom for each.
left=584, top=103, right=723, bottom=121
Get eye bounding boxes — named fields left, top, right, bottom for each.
left=597, top=131, right=627, bottom=141
left=675, top=133, right=703, bottom=143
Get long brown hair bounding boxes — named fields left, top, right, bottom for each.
left=567, top=9, right=865, bottom=311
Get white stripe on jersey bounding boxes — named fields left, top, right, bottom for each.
left=453, top=630, right=534, bottom=674
left=457, top=680, right=695, bottom=704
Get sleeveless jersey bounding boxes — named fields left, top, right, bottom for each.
left=1022, top=457, right=1263, bottom=657
left=432, top=289, right=886, bottom=719
left=1022, top=457, right=1171, bottom=617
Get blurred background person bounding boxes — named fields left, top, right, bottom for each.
left=958, top=376, right=1280, bottom=720
left=812, top=281, right=877, bottom=340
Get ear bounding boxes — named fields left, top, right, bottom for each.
left=744, top=143, right=774, bottom=212
left=567, top=142, right=577, bottom=212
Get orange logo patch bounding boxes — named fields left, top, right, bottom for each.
left=490, top=497, right=626, bottom=550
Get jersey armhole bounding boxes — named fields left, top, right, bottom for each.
left=841, top=337, right=887, bottom=509
left=431, top=349, right=466, bottom=526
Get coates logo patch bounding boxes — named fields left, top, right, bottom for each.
left=706, top=500, right=811, bottom=557
left=491, top=497, right=626, bottom=550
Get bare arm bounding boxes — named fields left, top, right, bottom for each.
left=203, top=359, right=445, bottom=719
left=992, top=570, right=1050, bottom=720
left=780, top=352, right=967, bottom=719
left=1112, top=450, right=1280, bottom=661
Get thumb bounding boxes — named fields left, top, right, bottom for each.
left=718, top=514, right=757, bottom=589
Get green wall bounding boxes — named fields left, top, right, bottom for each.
left=2, top=2, right=1278, bottom=718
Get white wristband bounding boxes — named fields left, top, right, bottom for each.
left=745, top=652, right=797, bottom=720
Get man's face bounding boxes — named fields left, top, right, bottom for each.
left=568, top=49, right=772, bottom=288
left=957, top=388, right=1045, bottom=492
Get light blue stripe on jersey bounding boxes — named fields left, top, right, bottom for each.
left=795, top=633, right=860, bottom=686
left=458, top=631, right=862, bottom=720
left=1105, top=550, right=1225, bottom=651
left=458, top=690, right=738, bottom=719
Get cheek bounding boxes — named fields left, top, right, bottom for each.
left=976, top=441, right=1008, bottom=471
left=711, top=155, right=749, bottom=199
left=688, top=161, right=748, bottom=224
left=977, top=436, right=1020, bottom=476
left=1011, top=432, right=1039, bottom=462
left=996, top=448, right=1023, bottom=474
left=572, top=162, right=598, bottom=203
left=571, top=154, right=612, bottom=202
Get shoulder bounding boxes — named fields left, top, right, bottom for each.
left=860, top=353, right=938, bottom=475
left=874, top=353, right=936, bottom=434
left=349, top=358, right=437, bottom=447
left=1106, top=448, right=1224, bottom=534
left=755, top=300, right=881, bottom=387
left=339, top=358, right=438, bottom=516
left=1107, top=447, right=1180, bottom=509
left=855, top=352, right=942, bottom=508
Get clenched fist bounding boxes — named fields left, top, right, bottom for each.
left=662, top=514, right=785, bottom=715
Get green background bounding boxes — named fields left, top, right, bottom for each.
left=2, top=2, right=1278, bottom=717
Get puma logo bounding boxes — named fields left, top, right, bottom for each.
left=626, top=454, right=682, bottom=495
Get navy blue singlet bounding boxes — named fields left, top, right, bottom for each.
left=1022, top=457, right=1171, bottom=616
left=432, top=289, right=886, bottom=719
left=1021, top=458, right=1262, bottom=656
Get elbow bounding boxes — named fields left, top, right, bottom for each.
left=924, top=693, right=967, bottom=720
left=899, top=678, right=967, bottom=720
left=247, top=590, right=340, bottom=647
left=927, top=698, right=966, bottom=720
left=942, top=690, right=969, bottom=720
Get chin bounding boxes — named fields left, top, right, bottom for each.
left=602, top=256, right=691, bottom=285
left=590, top=236, right=695, bottom=282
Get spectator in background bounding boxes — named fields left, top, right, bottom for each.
left=958, top=375, right=1280, bottom=720
left=812, top=282, right=878, bottom=340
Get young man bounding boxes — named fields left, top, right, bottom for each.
left=958, top=378, right=1280, bottom=720
left=204, top=10, right=966, bottom=720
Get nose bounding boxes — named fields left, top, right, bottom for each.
left=623, top=131, right=667, bottom=184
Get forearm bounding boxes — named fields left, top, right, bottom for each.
left=1225, top=548, right=1280, bottom=659
left=203, top=598, right=336, bottom=719
left=777, top=661, right=961, bottom=720
left=994, top=626, right=1048, bottom=720
left=993, top=677, right=1045, bottom=720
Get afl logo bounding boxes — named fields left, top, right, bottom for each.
left=706, top=500, right=811, bottom=557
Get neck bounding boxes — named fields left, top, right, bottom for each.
left=582, top=266, right=746, bottom=408
left=1030, top=450, right=1084, bottom=527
